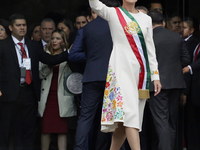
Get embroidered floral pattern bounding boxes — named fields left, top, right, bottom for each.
left=151, top=70, right=159, bottom=75
left=101, top=65, right=124, bottom=123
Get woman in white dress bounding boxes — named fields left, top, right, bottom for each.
left=89, top=0, right=162, bottom=149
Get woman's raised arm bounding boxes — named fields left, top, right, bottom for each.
left=89, top=0, right=113, bottom=21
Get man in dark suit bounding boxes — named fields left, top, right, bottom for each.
left=166, top=12, right=182, bottom=35
left=182, top=17, right=200, bottom=150
left=40, top=18, right=55, bottom=50
left=148, top=11, right=190, bottom=150
left=0, top=14, right=69, bottom=150
left=183, top=43, right=200, bottom=150
left=68, top=1, right=121, bottom=150
left=68, top=12, right=88, bottom=47
left=148, top=0, right=163, bottom=13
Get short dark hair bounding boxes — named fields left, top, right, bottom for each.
left=136, top=6, right=149, bottom=14
left=74, top=11, right=88, bottom=24
left=40, top=18, right=55, bottom=28
left=148, top=10, right=164, bottom=26
left=0, top=19, right=11, bottom=36
left=100, top=0, right=121, bottom=7
left=166, top=12, right=181, bottom=22
left=183, top=17, right=195, bottom=29
left=183, top=16, right=199, bottom=33
left=9, top=14, right=26, bottom=26
left=147, top=0, right=163, bottom=10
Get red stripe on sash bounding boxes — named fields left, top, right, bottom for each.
left=115, top=7, right=144, bottom=89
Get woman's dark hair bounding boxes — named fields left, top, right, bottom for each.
left=0, top=19, right=11, bottom=36
left=100, top=0, right=121, bottom=7
left=27, top=23, right=40, bottom=40
left=58, top=18, right=73, bottom=31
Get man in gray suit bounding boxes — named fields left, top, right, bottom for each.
left=148, top=11, right=190, bottom=150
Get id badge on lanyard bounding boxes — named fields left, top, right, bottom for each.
left=23, top=58, right=31, bottom=70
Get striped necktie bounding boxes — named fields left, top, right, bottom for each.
left=18, top=42, right=32, bottom=84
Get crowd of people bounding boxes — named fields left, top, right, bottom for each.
left=0, top=0, right=200, bottom=150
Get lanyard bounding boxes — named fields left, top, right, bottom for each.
left=15, top=43, right=27, bottom=64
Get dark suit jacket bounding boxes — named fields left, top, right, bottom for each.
left=68, top=29, right=86, bottom=74
left=183, top=35, right=199, bottom=95
left=185, top=35, right=199, bottom=62
left=150, top=26, right=190, bottom=91
left=68, top=16, right=113, bottom=83
left=82, top=16, right=113, bottom=83
left=189, top=43, right=200, bottom=106
left=69, top=29, right=78, bottom=47
left=68, top=29, right=86, bottom=62
left=39, top=40, right=44, bottom=50
left=0, top=37, right=68, bottom=102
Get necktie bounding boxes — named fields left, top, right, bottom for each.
left=18, top=42, right=32, bottom=84
left=194, top=44, right=200, bottom=61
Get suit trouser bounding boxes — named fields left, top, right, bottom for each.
left=0, top=84, right=37, bottom=150
left=140, top=102, right=158, bottom=150
left=149, top=89, right=181, bottom=150
left=74, top=81, right=112, bottom=150
left=186, top=104, right=200, bottom=150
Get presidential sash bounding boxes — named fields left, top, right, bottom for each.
left=115, top=6, right=150, bottom=99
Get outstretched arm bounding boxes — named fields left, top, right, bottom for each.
left=68, top=29, right=86, bottom=62
left=89, top=0, right=113, bottom=21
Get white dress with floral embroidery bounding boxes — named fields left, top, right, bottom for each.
left=89, top=0, right=160, bottom=132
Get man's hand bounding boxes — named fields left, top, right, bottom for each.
left=153, top=80, right=162, bottom=96
left=0, top=91, right=2, bottom=96
left=182, top=66, right=190, bottom=74
left=180, top=94, right=187, bottom=106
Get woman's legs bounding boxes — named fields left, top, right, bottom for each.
left=110, top=122, right=126, bottom=150
left=41, top=133, right=51, bottom=150
left=57, top=133, right=67, bottom=150
left=125, top=127, right=141, bottom=150
left=110, top=123, right=141, bottom=150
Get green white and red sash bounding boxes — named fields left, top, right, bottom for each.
left=115, top=6, right=150, bottom=90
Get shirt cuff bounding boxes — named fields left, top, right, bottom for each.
left=150, top=70, right=160, bottom=81
left=188, top=65, right=193, bottom=74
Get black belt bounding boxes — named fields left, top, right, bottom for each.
left=20, top=82, right=28, bottom=87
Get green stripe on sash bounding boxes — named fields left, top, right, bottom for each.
left=119, top=6, right=150, bottom=89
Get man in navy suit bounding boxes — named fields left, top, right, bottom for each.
left=68, top=1, right=121, bottom=150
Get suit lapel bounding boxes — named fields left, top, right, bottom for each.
left=25, top=39, right=34, bottom=68
left=8, top=38, right=19, bottom=65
